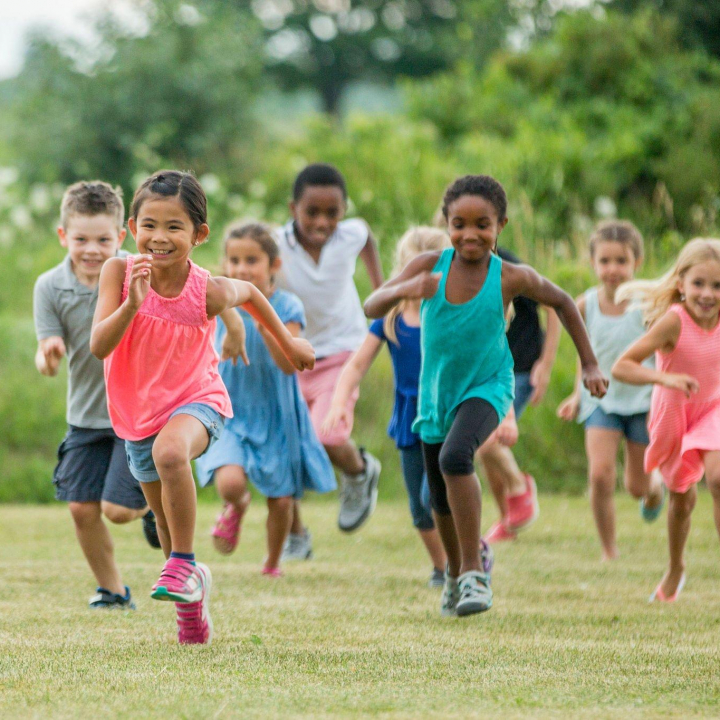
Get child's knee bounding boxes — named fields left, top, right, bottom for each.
left=670, top=489, right=696, bottom=515
left=101, top=501, right=136, bottom=524
left=152, top=437, right=188, bottom=475
left=438, top=444, right=474, bottom=477
left=589, top=464, right=616, bottom=492
left=623, top=474, right=648, bottom=499
left=270, top=496, right=294, bottom=514
left=69, top=501, right=101, bottom=528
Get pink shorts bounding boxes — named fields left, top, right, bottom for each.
left=298, top=351, right=359, bottom=447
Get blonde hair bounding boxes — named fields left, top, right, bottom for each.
left=589, top=220, right=644, bottom=260
left=384, top=226, right=450, bottom=344
left=617, top=238, right=720, bottom=326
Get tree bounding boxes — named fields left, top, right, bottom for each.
left=1, top=0, right=264, bottom=193
left=251, top=0, right=511, bottom=114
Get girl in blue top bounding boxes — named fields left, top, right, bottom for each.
left=365, top=175, right=607, bottom=618
left=323, top=228, right=450, bottom=585
left=195, top=222, right=335, bottom=576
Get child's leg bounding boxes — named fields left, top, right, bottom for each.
left=703, top=451, right=720, bottom=541
left=265, top=496, right=294, bottom=570
left=68, top=501, right=125, bottom=595
left=151, top=414, right=212, bottom=555
left=422, top=441, right=461, bottom=576
left=400, top=444, right=446, bottom=570
left=585, top=427, right=622, bottom=560
left=477, top=442, right=526, bottom=521
left=212, top=465, right=251, bottom=554
left=660, top=485, right=696, bottom=596
left=139, top=481, right=171, bottom=557
left=623, top=441, right=663, bottom=504
left=438, top=398, right=499, bottom=575
left=289, top=500, right=305, bottom=535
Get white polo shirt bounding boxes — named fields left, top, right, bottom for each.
left=275, top=218, right=369, bottom=358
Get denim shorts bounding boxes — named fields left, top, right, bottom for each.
left=514, top=372, right=534, bottom=419
left=584, top=406, right=649, bottom=445
left=125, top=403, right=225, bottom=483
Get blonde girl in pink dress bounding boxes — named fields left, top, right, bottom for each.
left=91, top=171, right=314, bottom=644
left=613, top=238, right=720, bottom=603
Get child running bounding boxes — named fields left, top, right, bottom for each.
left=275, top=163, right=384, bottom=552
left=557, top=220, right=665, bottom=561
left=195, top=221, right=335, bottom=576
left=91, top=171, right=314, bottom=644
left=33, top=181, right=160, bottom=611
left=322, top=227, right=449, bottom=586
left=613, top=238, right=720, bottom=602
left=364, top=175, right=607, bottom=617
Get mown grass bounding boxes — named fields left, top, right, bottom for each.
left=2, top=494, right=720, bottom=718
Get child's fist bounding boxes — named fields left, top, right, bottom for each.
left=321, top=405, right=351, bottom=435
left=662, top=373, right=700, bottom=398
left=287, top=337, right=315, bottom=371
left=404, top=272, right=441, bottom=300
left=582, top=365, right=608, bottom=399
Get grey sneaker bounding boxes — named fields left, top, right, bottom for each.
left=429, top=567, right=445, bottom=588
left=481, top=538, right=494, bottom=578
left=337, top=449, right=381, bottom=533
left=440, top=571, right=460, bottom=616
left=281, top=529, right=313, bottom=561
left=456, top=571, right=493, bottom=617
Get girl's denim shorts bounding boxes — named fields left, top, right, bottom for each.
left=125, top=403, right=225, bottom=483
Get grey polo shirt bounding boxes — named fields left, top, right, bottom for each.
left=33, top=252, right=127, bottom=429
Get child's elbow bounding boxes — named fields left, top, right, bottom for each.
left=611, top=359, right=625, bottom=381
left=363, top=299, right=379, bottom=319
left=89, top=334, right=107, bottom=360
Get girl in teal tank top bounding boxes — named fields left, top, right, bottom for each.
left=365, top=175, right=607, bottom=620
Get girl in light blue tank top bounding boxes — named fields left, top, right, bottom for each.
left=365, top=175, right=607, bottom=618
left=557, top=220, right=665, bottom=561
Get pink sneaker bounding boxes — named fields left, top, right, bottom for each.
left=176, top=562, right=213, bottom=645
left=506, top=474, right=539, bottom=531
left=151, top=557, right=203, bottom=603
left=211, top=503, right=242, bottom=555
left=262, top=566, right=283, bottom=578
left=484, top=520, right=517, bottom=544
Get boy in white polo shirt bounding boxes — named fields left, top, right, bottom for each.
left=276, top=164, right=384, bottom=554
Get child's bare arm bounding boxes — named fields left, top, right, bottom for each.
left=359, top=226, right=384, bottom=290
left=208, top=277, right=315, bottom=371
left=219, top=308, right=249, bottom=367
left=90, top=256, right=151, bottom=359
left=612, top=311, right=697, bottom=396
left=556, top=296, right=585, bottom=421
left=504, top=264, right=607, bottom=398
left=257, top=321, right=302, bottom=375
left=35, top=336, right=66, bottom=377
left=322, top=333, right=384, bottom=434
left=529, top=306, right=561, bottom=405
left=363, top=252, right=441, bottom=318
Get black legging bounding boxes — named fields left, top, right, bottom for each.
left=421, top=398, right=499, bottom=516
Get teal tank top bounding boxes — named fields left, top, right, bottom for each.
left=413, top=248, right=515, bottom=444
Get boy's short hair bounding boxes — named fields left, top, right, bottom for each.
left=61, top=181, right=124, bottom=231
left=292, top=163, right=347, bottom=202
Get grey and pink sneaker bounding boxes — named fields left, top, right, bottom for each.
left=151, top=557, right=204, bottom=603
left=176, top=562, right=213, bottom=645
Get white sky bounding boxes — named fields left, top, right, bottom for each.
left=0, top=0, right=105, bottom=78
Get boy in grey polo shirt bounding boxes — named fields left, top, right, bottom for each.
left=33, top=181, right=160, bottom=610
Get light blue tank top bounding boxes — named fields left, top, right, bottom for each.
left=413, top=249, right=515, bottom=443
left=578, top=287, right=653, bottom=421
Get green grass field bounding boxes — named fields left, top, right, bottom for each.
left=2, top=494, right=720, bottom=718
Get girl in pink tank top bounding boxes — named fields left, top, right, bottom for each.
left=91, top=171, right=315, bottom=645
left=613, top=238, right=720, bottom=604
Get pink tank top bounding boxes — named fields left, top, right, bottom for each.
left=104, top=256, right=233, bottom=441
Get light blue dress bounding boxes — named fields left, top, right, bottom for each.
left=195, top=289, right=336, bottom=498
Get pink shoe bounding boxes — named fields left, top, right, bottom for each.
left=484, top=520, right=517, bottom=544
left=211, top=503, right=243, bottom=555
left=176, top=563, right=213, bottom=645
left=506, top=474, right=539, bottom=532
left=151, top=557, right=203, bottom=603
left=649, top=573, right=686, bottom=603
left=262, top=566, right=283, bottom=578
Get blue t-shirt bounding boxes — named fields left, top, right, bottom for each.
left=369, top=314, right=421, bottom=449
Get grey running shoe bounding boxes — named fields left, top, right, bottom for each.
left=281, top=529, right=314, bottom=561
left=89, top=586, right=136, bottom=610
left=481, top=538, right=494, bottom=578
left=440, top=570, right=460, bottom=616
left=429, top=567, right=445, bottom=588
left=456, top=571, right=493, bottom=617
left=337, top=448, right=381, bottom=533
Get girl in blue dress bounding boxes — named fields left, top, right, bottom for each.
left=196, top=222, right=335, bottom=576
left=323, top=227, right=451, bottom=585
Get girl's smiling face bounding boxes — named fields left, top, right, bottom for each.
left=224, top=237, right=279, bottom=297
left=446, top=194, right=507, bottom=262
left=592, top=240, right=639, bottom=290
left=128, top=195, right=209, bottom=265
left=679, top=259, right=720, bottom=326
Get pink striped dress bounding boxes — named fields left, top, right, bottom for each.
left=104, top=256, right=233, bottom=441
left=645, top=304, right=720, bottom=492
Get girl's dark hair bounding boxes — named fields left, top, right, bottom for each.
left=224, top=221, right=279, bottom=264
left=293, top=163, right=347, bottom=202
left=130, top=170, right=207, bottom=230
left=442, top=175, right=508, bottom=221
